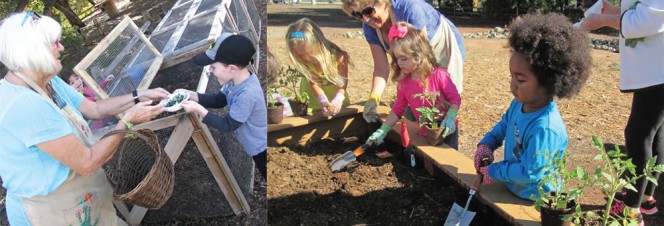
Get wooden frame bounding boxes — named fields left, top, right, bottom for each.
left=73, top=16, right=163, bottom=100
left=112, top=112, right=251, bottom=225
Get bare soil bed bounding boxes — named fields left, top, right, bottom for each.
left=268, top=136, right=509, bottom=225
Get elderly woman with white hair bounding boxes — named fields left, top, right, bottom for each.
left=0, top=12, right=169, bottom=225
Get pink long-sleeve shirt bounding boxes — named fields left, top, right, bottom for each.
left=81, top=79, right=110, bottom=102
left=392, top=67, right=461, bottom=136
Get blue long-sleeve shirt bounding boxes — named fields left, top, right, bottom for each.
left=479, top=100, right=568, bottom=200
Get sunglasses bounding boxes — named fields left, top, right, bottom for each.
left=351, top=3, right=377, bottom=20
left=21, top=11, right=42, bottom=27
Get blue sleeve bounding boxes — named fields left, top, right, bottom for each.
left=488, top=127, right=563, bottom=184
left=479, top=100, right=516, bottom=149
left=198, top=92, right=228, bottom=108
left=52, top=76, right=84, bottom=109
left=8, top=95, right=72, bottom=148
left=363, top=23, right=381, bottom=46
left=202, top=113, right=242, bottom=132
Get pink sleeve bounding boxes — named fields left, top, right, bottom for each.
left=436, top=68, right=461, bottom=107
left=391, top=82, right=409, bottom=118
left=99, top=80, right=110, bottom=89
left=82, top=86, right=96, bottom=101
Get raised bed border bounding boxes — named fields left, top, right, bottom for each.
left=268, top=104, right=541, bottom=225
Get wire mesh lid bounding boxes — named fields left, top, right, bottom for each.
left=102, top=129, right=174, bottom=209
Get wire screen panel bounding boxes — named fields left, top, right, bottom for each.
left=74, top=16, right=163, bottom=100
left=223, top=0, right=261, bottom=72
left=175, top=11, right=215, bottom=50
left=161, top=2, right=193, bottom=29
left=195, top=0, right=222, bottom=15
left=149, top=28, right=176, bottom=53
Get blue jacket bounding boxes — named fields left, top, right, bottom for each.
left=480, top=100, right=568, bottom=200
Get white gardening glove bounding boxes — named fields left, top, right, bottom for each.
left=318, top=95, right=332, bottom=117
left=329, top=93, right=345, bottom=116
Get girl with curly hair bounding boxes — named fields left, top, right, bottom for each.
left=473, top=13, right=592, bottom=200
left=365, top=22, right=460, bottom=150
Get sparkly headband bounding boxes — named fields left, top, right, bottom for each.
left=289, top=31, right=305, bottom=39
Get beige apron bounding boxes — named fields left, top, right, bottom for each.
left=376, top=14, right=464, bottom=93
left=10, top=72, right=126, bottom=226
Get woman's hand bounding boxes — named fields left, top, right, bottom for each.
left=181, top=100, right=208, bottom=117
left=122, top=100, right=165, bottom=124
left=138, top=88, right=170, bottom=102
left=174, top=88, right=199, bottom=102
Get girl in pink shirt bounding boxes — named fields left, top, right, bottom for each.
left=67, top=73, right=114, bottom=102
left=365, top=22, right=461, bottom=150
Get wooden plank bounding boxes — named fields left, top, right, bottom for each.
left=188, top=113, right=250, bottom=215
left=267, top=105, right=390, bottom=146
left=160, top=41, right=208, bottom=69
left=196, top=66, right=210, bottom=93
left=127, top=207, right=149, bottom=226
left=386, top=120, right=541, bottom=226
left=134, top=112, right=186, bottom=130
left=112, top=200, right=130, bottom=220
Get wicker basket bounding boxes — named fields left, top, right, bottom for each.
left=102, top=129, right=174, bottom=209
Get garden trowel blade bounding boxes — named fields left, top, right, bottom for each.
left=329, top=151, right=356, bottom=171
left=444, top=202, right=475, bottom=226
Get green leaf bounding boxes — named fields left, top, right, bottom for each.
left=562, top=214, right=573, bottom=221
left=592, top=135, right=603, bottom=150
left=594, top=153, right=603, bottom=160
left=602, top=172, right=614, bottom=183
left=608, top=221, right=620, bottom=226
left=624, top=182, right=637, bottom=192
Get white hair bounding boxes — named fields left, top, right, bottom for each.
left=0, top=12, right=62, bottom=75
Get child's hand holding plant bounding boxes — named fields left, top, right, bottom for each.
left=181, top=100, right=208, bottom=117
left=440, top=105, right=458, bottom=138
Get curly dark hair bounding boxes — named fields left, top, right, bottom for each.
left=508, top=13, right=591, bottom=99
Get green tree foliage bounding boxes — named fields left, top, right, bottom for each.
left=480, top=0, right=620, bottom=20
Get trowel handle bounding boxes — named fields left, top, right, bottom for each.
left=472, top=158, right=491, bottom=191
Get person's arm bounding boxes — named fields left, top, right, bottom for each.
left=36, top=101, right=165, bottom=176
left=197, top=91, right=228, bottom=108
left=438, top=69, right=461, bottom=110
left=335, top=53, right=349, bottom=95
left=391, top=83, right=409, bottom=117
left=479, top=100, right=515, bottom=149
left=78, top=88, right=169, bottom=120
left=620, top=0, right=664, bottom=38
left=369, top=44, right=390, bottom=99
left=488, top=128, right=563, bottom=184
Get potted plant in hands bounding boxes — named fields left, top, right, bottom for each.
left=278, top=66, right=309, bottom=116
left=266, top=86, right=284, bottom=124
left=532, top=151, right=590, bottom=226
left=413, top=91, right=445, bottom=145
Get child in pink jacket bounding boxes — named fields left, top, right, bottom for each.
left=365, top=22, right=461, bottom=150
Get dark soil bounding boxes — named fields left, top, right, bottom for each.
left=268, top=136, right=509, bottom=225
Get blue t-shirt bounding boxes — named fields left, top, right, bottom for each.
left=479, top=100, right=568, bottom=200
left=221, top=74, right=267, bottom=156
left=362, top=0, right=466, bottom=60
left=0, top=76, right=84, bottom=225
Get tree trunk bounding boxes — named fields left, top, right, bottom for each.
left=14, top=0, right=31, bottom=12
left=42, top=0, right=56, bottom=16
left=54, top=0, right=86, bottom=27
left=102, top=0, right=118, bottom=17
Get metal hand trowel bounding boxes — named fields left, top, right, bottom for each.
left=329, top=143, right=372, bottom=171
